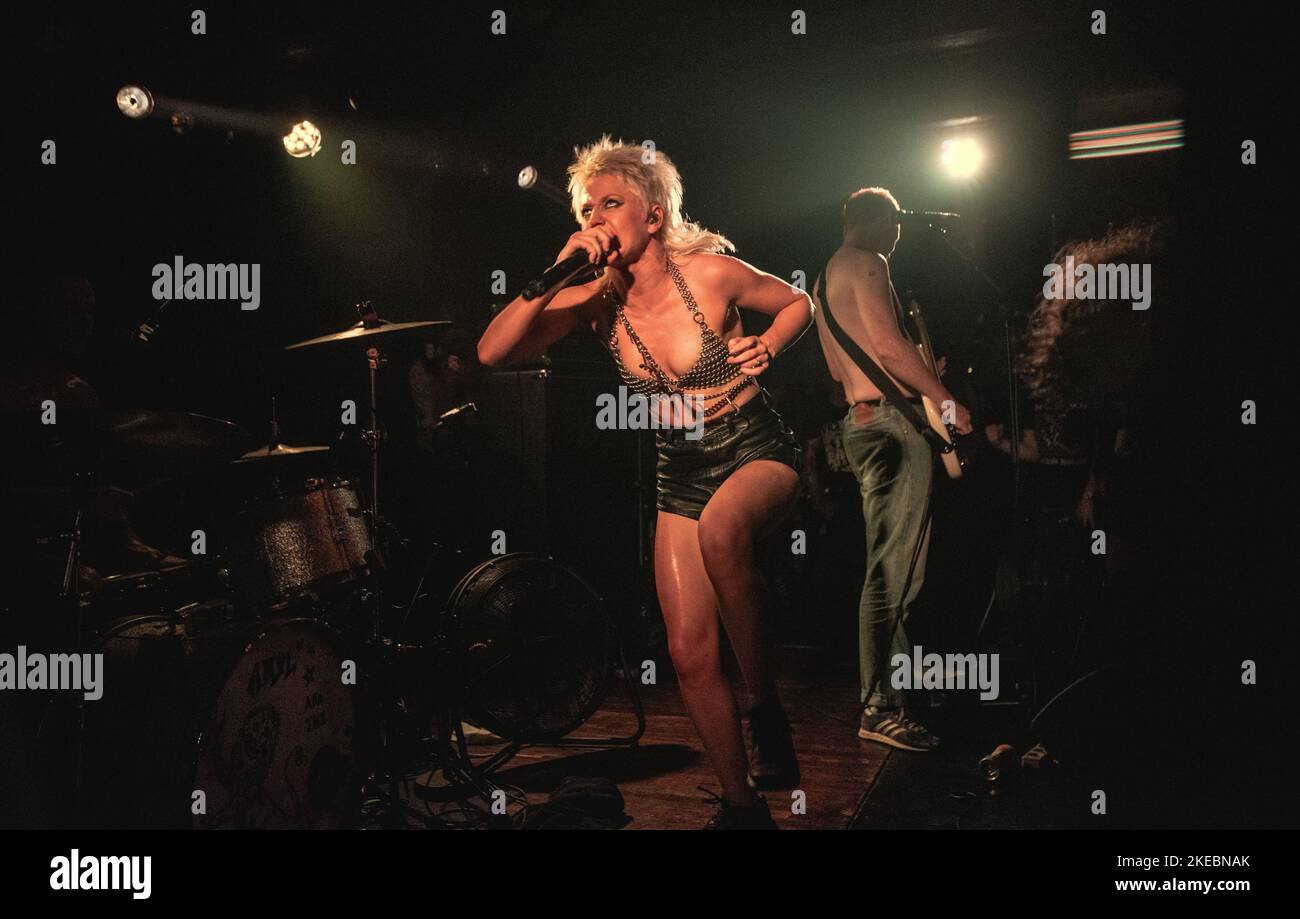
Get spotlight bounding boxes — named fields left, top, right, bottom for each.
left=516, top=164, right=570, bottom=207
left=116, top=85, right=154, bottom=119
left=940, top=137, right=984, bottom=179
left=283, top=120, right=322, bottom=158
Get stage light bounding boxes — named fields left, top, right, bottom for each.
left=283, top=120, right=322, bottom=158
left=516, top=164, right=571, bottom=207
left=940, top=137, right=984, bottom=179
left=116, top=85, right=154, bottom=119
left=1068, top=119, right=1184, bottom=160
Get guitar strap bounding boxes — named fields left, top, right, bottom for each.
left=815, top=255, right=947, bottom=452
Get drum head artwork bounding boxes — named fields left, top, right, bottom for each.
left=193, top=620, right=358, bottom=829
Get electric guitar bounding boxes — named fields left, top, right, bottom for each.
left=904, top=296, right=967, bottom=479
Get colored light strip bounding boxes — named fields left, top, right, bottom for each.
left=1073, top=119, right=1182, bottom=138
left=1071, top=142, right=1185, bottom=160
left=1069, top=118, right=1185, bottom=159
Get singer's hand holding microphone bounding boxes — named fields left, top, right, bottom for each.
left=556, top=225, right=620, bottom=268
left=521, top=228, right=621, bottom=301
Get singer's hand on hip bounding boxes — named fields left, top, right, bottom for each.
left=726, top=335, right=773, bottom=376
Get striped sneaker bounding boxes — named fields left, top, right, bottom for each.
left=858, top=708, right=941, bottom=752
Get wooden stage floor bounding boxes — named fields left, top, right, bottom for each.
left=462, top=651, right=890, bottom=830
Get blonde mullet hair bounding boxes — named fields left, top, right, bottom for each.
left=567, top=135, right=734, bottom=258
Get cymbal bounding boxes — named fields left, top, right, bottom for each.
left=284, top=319, right=453, bottom=351
left=101, top=408, right=250, bottom=453
left=232, top=443, right=330, bottom=464
left=98, top=409, right=254, bottom=485
left=7, top=408, right=254, bottom=487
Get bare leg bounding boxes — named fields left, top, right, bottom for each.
left=654, top=511, right=755, bottom=805
left=697, top=460, right=800, bottom=709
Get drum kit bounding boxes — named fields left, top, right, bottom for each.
left=10, top=301, right=634, bottom=830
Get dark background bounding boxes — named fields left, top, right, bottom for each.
left=19, top=1, right=1215, bottom=420
left=12, top=1, right=1290, bottom=827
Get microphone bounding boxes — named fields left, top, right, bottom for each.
left=123, top=299, right=171, bottom=347
left=895, top=209, right=962, bottom=225
left=435, top=402, right=477, bottom=428
left=520, top=251, right=605, bottom=301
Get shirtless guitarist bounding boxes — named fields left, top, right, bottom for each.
left=812, top=187, right=973, bottom=751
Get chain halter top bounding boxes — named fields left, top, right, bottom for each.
left=603, top=257, right=753, bottom=419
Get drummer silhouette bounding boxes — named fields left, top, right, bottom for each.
left=1, top=273, right=186, bottom=578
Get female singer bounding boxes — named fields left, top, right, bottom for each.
left=479, top=137, right=812, bottom=828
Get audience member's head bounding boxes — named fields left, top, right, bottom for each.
left=1020, top=221, right=1172, bottom=428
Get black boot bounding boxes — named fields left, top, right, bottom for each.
left=744, top=694, right=801, bottom=790
left=702, top=791, right=779, bottom=830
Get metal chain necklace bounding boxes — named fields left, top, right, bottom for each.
left=604, top=257, right=752, bottom=418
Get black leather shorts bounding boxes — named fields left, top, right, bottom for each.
left=655, top=388, right=802, bottom=520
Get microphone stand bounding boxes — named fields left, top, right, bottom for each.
left=918, top=221, right=1033, bottom=711
left=918, top=221, right=1021, bottom=499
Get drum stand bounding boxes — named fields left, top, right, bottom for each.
left=34, top=475, right=91, bottom=825
left=360, top=337, right=387, bottom=636
left=355, top=593, right=507, bottom=828
left=345, top=303, right=504, bottom=826
left=60, top=500, right=87, bottom=816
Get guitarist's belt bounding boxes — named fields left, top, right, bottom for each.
left=850, top=397, right=923, bottom=426
left=851, top=397, right=924, bottom=408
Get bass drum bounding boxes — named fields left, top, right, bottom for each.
left=425, top=553, right=614, bottom=743
left=67, top=612, right=359, bottom=829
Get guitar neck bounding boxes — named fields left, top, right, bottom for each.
left=904, top=295, right=966, bottom=479
left=906, top=298, right=940, bottom=376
